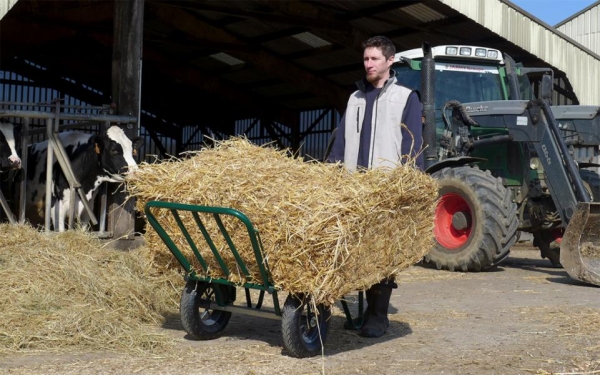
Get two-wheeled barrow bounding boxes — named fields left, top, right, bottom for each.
left=144, top=200, right=365, bottom=358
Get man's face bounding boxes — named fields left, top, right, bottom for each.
left=363, top=46, right=393, bottom=85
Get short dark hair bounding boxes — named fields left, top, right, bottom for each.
left=362, top=36, right=396, bottom=60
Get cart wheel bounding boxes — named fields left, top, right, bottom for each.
left=281, top=294, right=331, bottom=358
left=180, top=280, right=234, bottom=340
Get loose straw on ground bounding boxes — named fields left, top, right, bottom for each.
left=0, top=224, right=180, bottom=354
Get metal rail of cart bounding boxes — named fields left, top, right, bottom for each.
left=144, top=200, right=364, bottom=358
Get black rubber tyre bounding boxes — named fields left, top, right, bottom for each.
left=180, top=280, right=234, bottom=340
left=533, top=169, right=600, bottom=267
left=281, top=294, right=331, bottom=358
left=426, top=166, right=518, bottom=271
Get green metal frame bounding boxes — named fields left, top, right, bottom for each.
left=144, top=200, right=363, bottom=324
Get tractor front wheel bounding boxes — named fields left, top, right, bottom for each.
left=426, top=166, right=518, bottom=271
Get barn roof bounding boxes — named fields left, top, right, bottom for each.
left=1, top=0, right=599, bottom=141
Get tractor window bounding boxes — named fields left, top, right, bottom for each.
left=434, top=69, right=503, bottom=107
left=393, top=63, right=504, bottom=109
left=515, top=63, right=536, bottom=100
left=394, top=64, right=421, bottom=91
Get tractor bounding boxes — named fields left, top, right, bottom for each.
left=391, top=43, right=600, bottom=285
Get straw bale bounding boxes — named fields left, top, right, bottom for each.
left=127, top=138, right=438, bottom=305
left=0, top=224, right=180, bottom=354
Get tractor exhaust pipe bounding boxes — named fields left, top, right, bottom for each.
left=421, top=42, right=437, bottom=169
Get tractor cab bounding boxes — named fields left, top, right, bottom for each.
left=391, top=45, right=544, bottom=185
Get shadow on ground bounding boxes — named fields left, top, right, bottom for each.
left=160, top=299, right=412, bottom=357
left=501, top=252, right=596, bottom=286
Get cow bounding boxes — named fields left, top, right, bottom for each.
left=0, top=121, right=21, bottom=170
left=25, top=125, right=143, bottom=231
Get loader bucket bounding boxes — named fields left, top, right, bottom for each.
left=560, top=202, right=600, bottom=286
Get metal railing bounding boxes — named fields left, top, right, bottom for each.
left=0, top=100, right=137, bottom=234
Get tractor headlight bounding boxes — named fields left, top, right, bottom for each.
left=530, top=157, right=541, bottom=169
left=446, top=46, right=458, bottom=55
left=460, top=47, right=472, bottom=56
left=475, top=48, right=487, bottom=57
left=487, top=50, right=499, bottom=59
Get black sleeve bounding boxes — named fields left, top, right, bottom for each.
left=401, top=91, right=424, bottom=170
left=326, top=112, right=346, bottom=163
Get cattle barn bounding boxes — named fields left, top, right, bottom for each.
left=1, top=0, right=598, bottom=244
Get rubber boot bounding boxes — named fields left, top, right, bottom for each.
left=343, top=289, right=373, bottom=330
left=359, top=280, right=396, bottom=338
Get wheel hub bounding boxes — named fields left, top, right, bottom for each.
left=434, top=193, right=473, bottom=249
left=451, top=211, right=470, bottom=231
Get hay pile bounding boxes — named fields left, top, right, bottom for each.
left=0, top=224, right=180, bottom=354
left=128, top=138, right=438, bottom=305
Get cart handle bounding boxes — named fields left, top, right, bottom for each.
left=144, top=201, right=274, bottom=291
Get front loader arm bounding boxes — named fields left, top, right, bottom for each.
left=454, top=98, right=590, bottom=225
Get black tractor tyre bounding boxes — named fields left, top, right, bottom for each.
left=533, top=169, right=600, bottom=267
left=180, top=280, right=234, bottom=340
left=426, top=166, right=518, bottom=272
left=281, top=294, right=331, bottom=358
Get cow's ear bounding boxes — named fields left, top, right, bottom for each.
left=93, top=135, right=105, bottom=154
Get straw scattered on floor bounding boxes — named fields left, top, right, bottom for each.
left=0, top=224, right=181, bottom=354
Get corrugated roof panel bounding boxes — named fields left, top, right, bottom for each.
left=262, top=32, right=331, bottom=55
left=398, top=3, right=447, bottom=23
left=556, top=1, right=600, bottom=27
left=557, top=4, right=600, bottom=53
left=350, top=3, right=446, bottom=34
left=292, top=32, right=331, bottom=49
left=0, top=0, right=18, bottom=19
left=441, top=0, right=600, bottom=105
left=210, top=52, right=245, bottom=67
left=262, top=37, right=312, bottom=55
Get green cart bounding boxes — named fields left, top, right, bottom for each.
left=144, top=200, right=364, bottom=358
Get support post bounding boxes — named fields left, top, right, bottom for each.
left=109, top=0, right=144, bottom=242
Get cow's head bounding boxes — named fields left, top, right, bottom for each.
left=94, top=125, right=143, bottom=182
left=0, top=121, right=22, bottom=170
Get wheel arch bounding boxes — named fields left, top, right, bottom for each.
left=425, top=157, right=487, bottom=175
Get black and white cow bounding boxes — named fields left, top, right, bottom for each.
left=26, top=126, right=143, bottom=231
left=0, top=121, right=21, bottom=170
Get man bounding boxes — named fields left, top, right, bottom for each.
left=327, top=35, right=423, bottom=338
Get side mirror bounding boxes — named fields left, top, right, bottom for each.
left=540, top=74, right=553, bottom=100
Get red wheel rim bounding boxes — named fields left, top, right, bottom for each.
left=434, top=193, right=472, bottom=249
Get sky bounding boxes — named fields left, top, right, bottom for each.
left=510, top=0, right=598, bottom=26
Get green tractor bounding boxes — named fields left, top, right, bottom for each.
left=392, top=44, right=600, bottom=284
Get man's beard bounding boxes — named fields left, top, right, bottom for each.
left=366, top=72, right=382, bottom=83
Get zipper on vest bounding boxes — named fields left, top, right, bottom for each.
left=356, top=107, right=360, bottom=132
left=369, top=91, right=381, bottom=168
